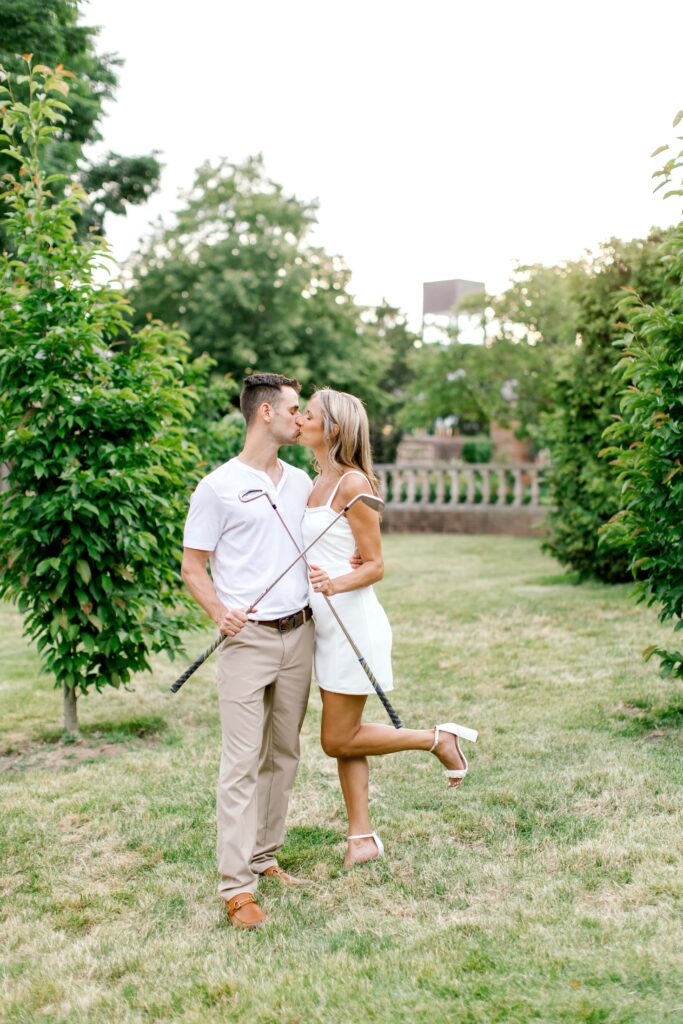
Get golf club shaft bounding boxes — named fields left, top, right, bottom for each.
left=320, top=591, right=404, bottom=730
left=171, top=500, right=358, bottom=693
left=268, top=501, right=404, bottom=729
left=246, top=499, right=362, bottom=610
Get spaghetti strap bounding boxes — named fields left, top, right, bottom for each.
left=326, top=470, right=371, bottom=508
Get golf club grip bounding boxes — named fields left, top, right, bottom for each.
left=358, top=657, right=404, bottom=729
left=170, top=633, right=224, bottom=693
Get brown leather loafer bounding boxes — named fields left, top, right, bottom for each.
left=261, top=865, right=312, bottom=886
left=225, top=892, right=267, bottom=929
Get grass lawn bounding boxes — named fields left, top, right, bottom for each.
left=1, top=535, right=682, bottom=1024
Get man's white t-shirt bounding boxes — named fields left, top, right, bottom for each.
left=183, top=457, right=313, bottom=619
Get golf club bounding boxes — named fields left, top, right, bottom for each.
left=170, top=489, right=385, bottom=694
left=243, top=487, right=404, bottom=730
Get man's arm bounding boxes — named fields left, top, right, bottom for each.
left=181, top=548, right=249, bottom=637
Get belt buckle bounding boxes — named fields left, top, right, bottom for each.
left=278, top=614, right=294, bottom=633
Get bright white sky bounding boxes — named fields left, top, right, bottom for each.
left=86, top=0, right=682, bottom=328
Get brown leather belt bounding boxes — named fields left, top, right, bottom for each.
left=253, top=606, right=313, bottom=633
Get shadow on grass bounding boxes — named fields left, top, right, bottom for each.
left=532, top=571, right=584, bottom=586
left=531, top=571, right=629, bottom=592
left=610, top=695, right=683, bottom=737
left=38, top=714, right=169, bottom=746
left=279, top=825, right=341, bottom=870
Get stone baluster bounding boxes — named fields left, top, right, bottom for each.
left=496, top=467, right=506, bottom=505
left=530, top=467, right=540, bottom=507
left=463, top=467, right=474, bottom=505
left=512, top=468, right=523, bottom=506
left=405, top=467, right=417, bottom=505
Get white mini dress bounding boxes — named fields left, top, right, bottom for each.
left=301, top=472, right=394, bottom=695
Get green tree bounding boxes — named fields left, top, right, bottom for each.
left=182, top=354, right=244, bottom=472
left=0, top=0, right=161, bottom=244
left=601, top=115, right=683, bottom=677
left=491, top=262, right=583, bottom=348
left=364, top=302, right=419, bottom=462
left=125, top=156, right=390, bottom=419
left=0, top=60, right=199, bottom=735
left=78, top=150, right=162, bottom=234
left=400, top=268, right=584, bottom=444
left=400, top=334, right=554, bottom=440
left=541, top=231, right=673, bottom=581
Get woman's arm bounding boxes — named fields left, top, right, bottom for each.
left=309, top=475, right=384, bottom=596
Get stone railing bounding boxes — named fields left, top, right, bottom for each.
left=375, top=462, right=549, bottom=536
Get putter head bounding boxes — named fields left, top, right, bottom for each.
left=351, top=492, right=385, bottom=513
left=239, top=487, right=271, bottom=503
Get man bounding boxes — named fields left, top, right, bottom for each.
left=181, top=373, right=314, bottom=929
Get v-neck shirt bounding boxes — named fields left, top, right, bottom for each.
left=183, top=457, right=313, bottom=617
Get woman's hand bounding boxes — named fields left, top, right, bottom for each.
left=349, top=547, right=363, bottom=569
left=309, top=564, right=336, bottom=596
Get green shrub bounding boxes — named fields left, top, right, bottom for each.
left=461, top=438, right=493, bottom=464
left=541, top=231, right=675, bottom=581
left=601, top=116, right=683, bottom=679
left=181, top=355, right=244, bottom=472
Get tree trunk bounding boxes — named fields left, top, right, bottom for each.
left=63, top=684, right=80, bottom=737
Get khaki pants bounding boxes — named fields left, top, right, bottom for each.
left=216, top=618, right=314, bottom=900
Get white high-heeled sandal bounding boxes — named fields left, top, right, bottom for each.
left=430, top=722, right=478, bottom=786
left=347, top=831, right=385, bottom=858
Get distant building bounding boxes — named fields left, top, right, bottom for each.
left=422, top=277, right=485, bottom=342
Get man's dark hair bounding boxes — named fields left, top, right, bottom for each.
left=240, top=373, right=301, bottom=426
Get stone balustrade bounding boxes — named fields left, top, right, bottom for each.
left=374, top=462, right=549, bottom=535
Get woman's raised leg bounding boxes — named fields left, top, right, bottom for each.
left=319, top=690, right=467, bottom=786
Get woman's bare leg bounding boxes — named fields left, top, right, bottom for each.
left=321, top=691, right=468, bottom=866
left=320, top=690, right=466, bottom=787
left=337, top=754, right=379, bottom=866
left=320, top=693, right=379, bottom=866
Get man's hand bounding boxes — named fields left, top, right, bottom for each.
left=216, top=607, right=250, bottom=637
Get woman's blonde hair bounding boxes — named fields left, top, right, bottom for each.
left=313, top=388, right=379, bottom=494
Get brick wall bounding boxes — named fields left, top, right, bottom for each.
left=381, top=505, right=548, bottom=537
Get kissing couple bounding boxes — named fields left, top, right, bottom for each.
left=181, top=373, right=478, bottom=929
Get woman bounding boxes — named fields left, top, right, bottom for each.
left=299, top=389, right=478, bottom=868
